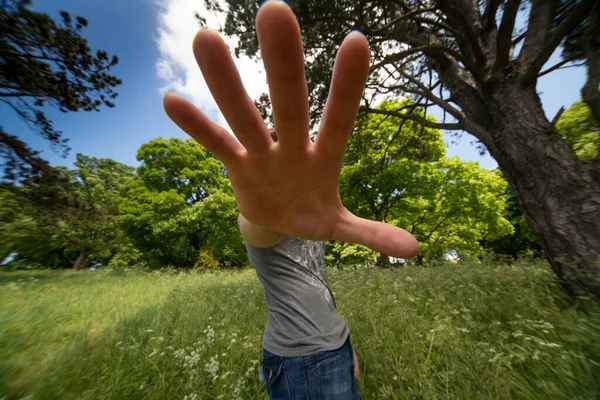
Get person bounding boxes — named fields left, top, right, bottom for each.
left=163, top=1, right=419, bottom=398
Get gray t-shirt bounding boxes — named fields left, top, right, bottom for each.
left=245, top=236, right=349, bottom=357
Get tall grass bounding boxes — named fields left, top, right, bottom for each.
left=1, top=260, right=598, bottom=399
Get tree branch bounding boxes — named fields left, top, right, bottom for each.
left=435, top=0, right=486, bottom=65
left=494, top=0, right=521, bottom=73
left=556, top=0, right=578, bottom=16
left=550, top=106, right=565, bottom=126
left=360, top=106, right=464, bottom=130
left=396, top=69, right=465, bottom=120
left=483, top=0, right=503, bottom=31
left=370, top=44, right=481, bottom=82
left=512, top=31, right=527, bottom=46
left=538, top=54, right=581, bottom=78
left=523, top=0, right=597, bottom=83
left=379, top=118, right=409, bottom=173
left=366, top=7, right=438, bottom=35
left=518, top=0, right=559, bottom=76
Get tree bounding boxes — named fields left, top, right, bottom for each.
left=0, top=190, right=77, bottom=269
left=0, top=0, right=121, bottom=153
left=136, top=137, right=230, bottom=204
left=119, top=181, right=195, bottom=268
left=211, top=0, right=600, bottom=297
left=339, top=100, right=511, bottom=265
left=483, top=100, right=598, bottom=258
left=556, top=100, right=600, bottom=162
left=0, top=154, right=134, bottom=269
left=119, top=138, right=244, bottom=268
left=191, top=190, right=246, bottom=267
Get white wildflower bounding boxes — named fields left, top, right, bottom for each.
left=204, top=326, right=216, bottom=342
left=205, top=355, right=220, bottom=380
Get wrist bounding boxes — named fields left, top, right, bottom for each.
left=238, top=214, right=284, bottom=248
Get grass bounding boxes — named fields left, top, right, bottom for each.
left=1, top=260, right=599, bottom=399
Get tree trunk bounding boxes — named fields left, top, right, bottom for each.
left=378, top=253, right=390, bottom=267
left=581, top=6, right=600, bottom=126
left=73, top=248, right=91, bottom=270
left=482, top=84, right=600, bottom=298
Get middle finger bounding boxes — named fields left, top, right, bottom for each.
left=256, top=1, right=309, bottom=150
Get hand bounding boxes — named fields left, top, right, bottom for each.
left=163, top=1, right=418, bottom=258
left=353, top=350, right=359, bottom=379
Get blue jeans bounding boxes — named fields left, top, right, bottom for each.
left=261, top=335, right=361, bottom=400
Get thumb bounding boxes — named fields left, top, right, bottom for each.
left=333, top=210, right=419, bottom=259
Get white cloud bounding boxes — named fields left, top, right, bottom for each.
left=155, top=0, right=268, bottom=130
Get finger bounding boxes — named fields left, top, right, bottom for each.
left=256, top=1, right=309, bottom=149
left=333, top=210, right=419, bottom=259
left=193, top=30, right=272, bottom=153
left=163, top=92, right=244, bottom=164
left=316, top=32, right=370, bottom=163
left=353, top=352, right=359, bottom=378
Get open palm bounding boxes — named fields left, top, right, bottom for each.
left=163, top=1, right=418, bottom=258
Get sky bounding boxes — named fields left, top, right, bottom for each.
left=1, top=0, right=587, bottom=171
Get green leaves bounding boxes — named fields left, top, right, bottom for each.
left=0, top=154, right=134, bottom=269
left=136, top=138, right=230, bottom=204
left=340, top=99, right=512, bottom=264
left=556, top=100, right=600, bottom=163
left=119, top=138, right=244, bottom=268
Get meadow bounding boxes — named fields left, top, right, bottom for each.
left=1, top=260, right=599, bottom=399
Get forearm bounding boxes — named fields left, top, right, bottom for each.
left=238, top=214, right=284, bottom=248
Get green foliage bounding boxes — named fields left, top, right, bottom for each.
left=556, top=100, right=600, bottom=162
left=406, top=158, right=513, bottom=261
left=325, top=241, right=377, bottom=267
left=194, top=250, right=220, bottom=269
left=120, top=138, right=245, bottom=268
left=136, top=137, right=229, bottom=204
left=190, top=190, right=246, bottom=267
left=480, top=170, right=544, bottom=259
left=1, top=262, right=599, bottom=399
left=119, top=181, right=194, bottom=268
left=340, top=100, right=512, bottom=263
left=106, top=245, right=147, bottom=271
left=0, top=155, right=134, bottom=269
left=0, top=129, right=54, bottom=186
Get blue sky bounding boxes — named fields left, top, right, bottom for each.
left=0, top=0, right=587, bottom=171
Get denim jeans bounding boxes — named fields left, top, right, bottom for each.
left=260, top=335, right=361, bottom=400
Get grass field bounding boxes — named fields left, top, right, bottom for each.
left=1, top=260, right=599, bottom=399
